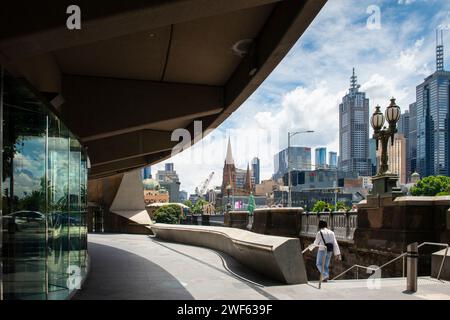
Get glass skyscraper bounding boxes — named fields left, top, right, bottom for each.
left=339, top=69, right=371, bottom=176
left=315, top=148, right=327, bottom=169
left=251, top=157, right=260, bottom=185
left=1, top=68, right=88, bottom=300
left=273, top=147, right=311, bottom=180
left=415, top=35, right=450, bottom=177
left=408, top=103, right=417, bottom=175
left=328, top=151, right=338, bottom=169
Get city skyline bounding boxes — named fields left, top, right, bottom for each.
left=152, top=0, right=450, bottom=194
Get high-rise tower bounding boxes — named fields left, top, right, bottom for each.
left=415, top=30, right=450, bottom=177
left=338, top=68, right=371, bottom=176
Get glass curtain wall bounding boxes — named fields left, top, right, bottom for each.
left=0, top=68, right=88, bottom=300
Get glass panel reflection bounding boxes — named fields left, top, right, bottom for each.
left=1, top=70, right=88, bottom=300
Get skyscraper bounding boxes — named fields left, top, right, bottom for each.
left=339, top=68, right=371, bottom=176
left=408, top=102, right=417, bottom=175
left=416, top=30, right=450, bottom=177
left=328, top=151, right=338, bottom=169
left=376, top=134, right=407, bottom=184
left=273, top=147, right=311, bottom=180
left=398, top=110, right=410, bottom=179
left=142, top=165, right=152, bottom=179
left=315, top=147, right=327, bottom=169
left=252, top=157, right=260, bottom=185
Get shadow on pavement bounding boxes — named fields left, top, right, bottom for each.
left=73, top=242, right=194, bottom=300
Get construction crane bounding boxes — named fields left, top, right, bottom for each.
left=197, top=172, right=215, bottom=197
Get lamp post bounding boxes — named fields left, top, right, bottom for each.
left=226, top=184, right=232, bottom=213
left=370, top=98, right=401, bottom=176
left=287, top=130, right=314, bottom=207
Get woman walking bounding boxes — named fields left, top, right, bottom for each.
left=313, top=220, right=341, bottom=282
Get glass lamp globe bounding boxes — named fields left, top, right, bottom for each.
left=386, top=97, right=400, bottom=125
left=371, top=105, right=384, bottom=131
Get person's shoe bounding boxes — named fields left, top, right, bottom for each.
left=322, top=277, right=329, bottom=282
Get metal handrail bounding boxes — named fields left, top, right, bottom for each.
left=331, top=242, right=449, bottom=281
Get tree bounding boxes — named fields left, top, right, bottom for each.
left=312, top=200, right=332, bottom=213
left=335, top=201, right=350, bottom=212
left=410, top=175, right=450, bottom=196
left=154, top=204, right=183, bottom=224
left=183, top=200, right=193, bottom=210
left=192, top=199, right=209, bottom=214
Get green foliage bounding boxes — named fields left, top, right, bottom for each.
left=183, top=200, right=193, bottom=209
left=334, top=201, right=350, bottom=212
left=192, top=199, right=208, bottom=214
left=154, top=204, right=183, bottom=224
left=312, top=201, right=331, bottom=213
left=410, top=176, right=450, bottom=196
left=436, top=191, right=450, bottom=196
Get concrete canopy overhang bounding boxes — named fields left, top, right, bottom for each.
left=0, top=0, right=327, bottom=180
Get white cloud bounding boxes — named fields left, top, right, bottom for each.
left=155, top=0, right=450, bottom=195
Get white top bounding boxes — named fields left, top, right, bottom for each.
left=313, top=228, right=341, bottom=256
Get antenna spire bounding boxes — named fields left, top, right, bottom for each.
left=436, top=29, right=444, bottom=71
left=350, top=67, right=359, bottom=92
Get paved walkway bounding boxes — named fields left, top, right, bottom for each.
left=73, top=233, right=450, bottom=300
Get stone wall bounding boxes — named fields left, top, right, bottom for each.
left=223, top=197, right=450, bottom=281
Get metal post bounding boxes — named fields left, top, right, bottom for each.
left=407, top=242, right=418, bottom=292
left=287, top=132, right=291, bottom=208
left=402, top=254, right=405, bottom=278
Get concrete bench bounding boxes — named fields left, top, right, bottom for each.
left=150, top=223, right=308, bottom=284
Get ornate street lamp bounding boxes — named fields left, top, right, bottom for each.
left=371, top=98, right=401, bottom=175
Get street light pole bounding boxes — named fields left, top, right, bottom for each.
left=287, top=130, right=314, bottom=207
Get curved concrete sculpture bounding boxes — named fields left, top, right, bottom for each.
left=150, top=224, right=308, bottom=284
left=110, top=169, right=152, bottom=226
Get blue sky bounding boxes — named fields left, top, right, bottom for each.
left=153, top=0, right=450, bottom=195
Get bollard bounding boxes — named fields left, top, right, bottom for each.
left=406, top=242, right=418, bottom=292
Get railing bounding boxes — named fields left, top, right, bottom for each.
left=300, top=211, right=357, bottom=241
left=331, top=242, right=449, bottom=282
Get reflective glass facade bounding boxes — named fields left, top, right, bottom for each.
left=416, top=71, right=450, bottom=177
left=0, top=68, right=88, bottom=300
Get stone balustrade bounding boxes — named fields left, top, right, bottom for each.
left=224, top=208, right=358, bottom=242
left=300, top=212, right=357, bottom=242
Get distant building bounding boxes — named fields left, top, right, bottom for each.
left=339, top=68, right=371, bottom=176
left=274, top=189, right=353, bottom=210
left=408, top=102, right=417, bottom=177
left=273, top=147, right=311, bottom=180
left=251, top=157, right=260, bottom=185
left=179, top=190, right=188, bottom=203
left=282, top=169, right=356, bottom=191
left=376, top=133, right=407, bottom=184
left=143, top=178, right=169, bottom=205
left=221, top=138, right=253, bottom=196
left=398, top=110, right=410, bottom=179
left=315, top=147, right=327, bottom=169
left=415, top=32, right=450, bottom=177
left=328, top=151, right=338, bottom=169
left=142, top=165, right=152, bottom=179
left=255, top=179, right=278, bottom=196
left=156, top=163, right=180, bottom=202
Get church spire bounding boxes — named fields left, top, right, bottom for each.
left=244, top=163, right=253, bottom=194
left=225, top=137, right=234, bottom=165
